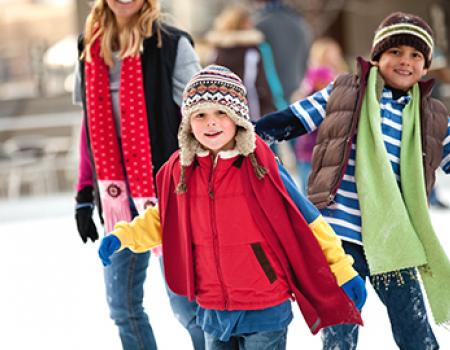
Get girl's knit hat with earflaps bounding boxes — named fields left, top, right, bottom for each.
left=177, top=65, right=266, bottom=192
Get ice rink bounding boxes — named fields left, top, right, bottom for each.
left=1, top=181, right=449, bottom=349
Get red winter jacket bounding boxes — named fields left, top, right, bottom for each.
left=187, top=151, right=291, bottom=310
left=157, top=136, right=362, bottom=334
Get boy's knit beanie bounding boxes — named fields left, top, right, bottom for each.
left=179, top=65, right=256, bottom=167
left=371, top=12, right=434, bottom=68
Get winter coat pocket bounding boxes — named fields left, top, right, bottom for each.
left=250, top=242, right=278, bottom=284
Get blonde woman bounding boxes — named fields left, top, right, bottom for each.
left=72, top=0, right=203, bottom=348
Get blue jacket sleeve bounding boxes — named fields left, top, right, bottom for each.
left=277, top=162, right=319, bottom=224
left=255, top=107, right=307, bottom=144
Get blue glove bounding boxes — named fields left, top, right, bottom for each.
left=98, top=235, right=121, bottom=267
left=341, top=275, right=367, bottom=310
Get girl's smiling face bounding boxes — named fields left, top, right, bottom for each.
left=106, top=0, right=145, bottom=28
left=190, top=108, right=237, bottom=156
left=375, top=45, right=428, bottom=91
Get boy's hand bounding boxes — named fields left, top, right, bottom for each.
left=98, top=235, right=121, bottom=266
left=341, top=275, right=367, bottom=310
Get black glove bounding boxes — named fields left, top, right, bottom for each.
left=255, top=107, right=307, bottom=142
left=75, top=186, right=99, bottom=243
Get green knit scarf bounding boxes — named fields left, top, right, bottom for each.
left=355, top=66, right=450, bottom=325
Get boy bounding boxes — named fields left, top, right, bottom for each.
left=98, top=65, right=365, bottom=349
left=255, top=12, right=450, bottom=350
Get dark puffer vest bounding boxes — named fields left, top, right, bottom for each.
left=308, top=57, right=448, bottom=208
left=77, top=24, right=193, bottom=220
left=77, top=24, right=193, bottom=176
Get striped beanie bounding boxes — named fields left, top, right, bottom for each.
left=371, top=12, right=434, bottom=68
left=178, top=65, right=256, bottom=167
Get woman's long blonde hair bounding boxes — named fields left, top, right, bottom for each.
left=83, top=0, right=162, bottom=66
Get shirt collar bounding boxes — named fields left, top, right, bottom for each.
left=382, top=86, right=411, bottom=105
left=196, top=148, right=240, bottom=166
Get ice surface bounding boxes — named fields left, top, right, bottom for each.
left=1, top=187, right=449, bottom=349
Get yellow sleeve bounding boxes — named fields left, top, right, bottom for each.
left=309, top=216, right=357, bottom=286
left=112, top=206, right=162, bottom=253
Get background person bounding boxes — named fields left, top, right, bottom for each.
left=253, top=0, right=312, bottom=103
left=426, top=47, right=450, bottom=209
left=205, top=5, right=285, bottom=122
left=291, top=37, right=347, bottom=193
left=253, top=0, right=312, bottom=164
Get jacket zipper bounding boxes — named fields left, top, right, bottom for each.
left=208, top=165, right=229, bottom=309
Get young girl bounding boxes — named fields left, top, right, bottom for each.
left=99, top=66, right=365, bottom=349
left=290, top=37, right=347, bottom=193
left=72, top=0, right=203, bottom=348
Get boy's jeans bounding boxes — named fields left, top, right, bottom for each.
left=204, top=328, right=287, bottom=350
left=165, top=272, right=206, bottom=350
left=104, top=249, right=205, bottom=350
left=322, top=242, right=438, bottom=350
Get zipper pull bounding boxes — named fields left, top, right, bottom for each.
left=208, top=166, right=215, bottom=199
left=208, top=183, right=214, bottom=199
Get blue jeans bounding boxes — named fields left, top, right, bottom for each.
left=104, top=249, right=205, bottom=350
left=322, top=242, right=438, bottom=350
left=205, top=328, right=287, bottom=350
left=163, top=266, right=205, bottom=350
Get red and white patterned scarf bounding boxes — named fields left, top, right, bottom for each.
left=85, top=37, right=156, bottom=232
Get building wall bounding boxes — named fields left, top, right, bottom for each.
left=0, top=2, right=75, bottom=98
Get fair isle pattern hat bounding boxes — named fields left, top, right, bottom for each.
left=371, top=12, right=434, bottom=68
left=179, top=65, right=256, bottom=166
